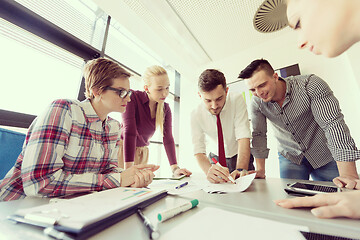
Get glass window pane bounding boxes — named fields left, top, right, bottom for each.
left=14, top=0, right=107, bottom=50
left=164, top=67, right=176, bottom=95
left=0, top=18, right=83, bottom=116
left=106, top=19, right=162, bottom=75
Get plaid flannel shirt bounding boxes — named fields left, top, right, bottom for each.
left=0, top=99, right=122, bottom=201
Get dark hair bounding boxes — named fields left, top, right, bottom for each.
left=238, top=59, right=274, bottom=80
left=198, top=69, right=226, bottom=92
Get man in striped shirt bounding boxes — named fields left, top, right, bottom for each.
left=238, top=59, right=359, bottom=184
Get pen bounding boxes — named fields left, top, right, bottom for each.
left=175, top=181, right=188, bottom=189
left=158, top=199, right=199, bottom=222
left=137, top=209, right=160, bottom=240
left=211, top=158, right=236, bottom=184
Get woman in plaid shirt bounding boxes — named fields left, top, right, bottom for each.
left=0, top=58, right=159, bottom=201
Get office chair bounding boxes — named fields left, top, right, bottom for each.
left=0, top=128, right=26, bottom=180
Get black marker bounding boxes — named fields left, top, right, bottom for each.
left=137, top=209, right=160, bottom=239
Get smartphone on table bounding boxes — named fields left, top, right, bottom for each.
left=285, top=182, right=341, bottom=196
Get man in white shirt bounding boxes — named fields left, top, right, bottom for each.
left=191, top=69, right=258, bottom=183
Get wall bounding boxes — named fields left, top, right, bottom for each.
left=179, top=31, right=360, bottom=178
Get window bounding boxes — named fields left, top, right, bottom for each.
left=106, top=19, right=163, bottom=75
left=0, top=0, right=181, bottom=169
left=14, top=0, right=107, bottom=50
left=0, top=18, right=83, bottom=116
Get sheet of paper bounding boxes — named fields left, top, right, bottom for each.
left=202, top=173, right=256, bottom=193
left=159, top=207, right=308, bottom=240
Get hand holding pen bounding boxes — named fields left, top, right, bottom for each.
left=206, top=158, right=236, bottom=184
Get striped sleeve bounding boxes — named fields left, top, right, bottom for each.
left=250, top=98, right=270, bottom=159
left=307, top=75, right=360, bottom=162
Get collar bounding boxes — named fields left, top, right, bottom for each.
left=221, top=92, right=231, bottom=114
left=269, top=77, right=291, bottom=104
left=81, top=99, right=106, bottom=124
left=282, top=77, right=292, bottom=96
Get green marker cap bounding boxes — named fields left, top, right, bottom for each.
left=190, top=199, right=199, bottom=208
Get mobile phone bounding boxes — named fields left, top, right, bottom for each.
left=285, top=182, right=341, bottom=196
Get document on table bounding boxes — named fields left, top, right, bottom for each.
left=201, top=173, right=256, bottom=193
left=159, top=207, right=308, bottom=240
left=149, top=173, right=256, bottom=194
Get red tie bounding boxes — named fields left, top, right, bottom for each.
left=216, top=114, right=227, bottom=167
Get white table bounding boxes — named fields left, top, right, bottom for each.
left=0, top=177, right=359, bottom=239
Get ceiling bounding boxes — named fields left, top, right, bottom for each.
left=93, top=0, right=291, bottom=76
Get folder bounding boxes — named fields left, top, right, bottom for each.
left=7, top=188, right=167, bottom=239
left=153, top=174, right=186, bottom=180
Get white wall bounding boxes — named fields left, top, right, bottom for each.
left=179, top=31, right=360, bottom=178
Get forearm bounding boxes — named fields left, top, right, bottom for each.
left=170, top=164, right=180, bottom=172
left=337, top=161, right=359, bottom=179
left=24, top=170, right=121, bottom=197
left=236, top=138, right=250, bottom=170
left=125, top=161, right=134, bottom=169
left=195, top=153, right=211, bottom=175
left=255, top=158, right=265, bottom=171
left=163, top=140, right=177, bottom=165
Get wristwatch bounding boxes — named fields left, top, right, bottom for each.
left=236, top=168, right=248, bottom=176
left=172, top=166, right=180, bottom=174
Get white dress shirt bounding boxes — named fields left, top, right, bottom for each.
left=191, top=92, right=251, bottom=158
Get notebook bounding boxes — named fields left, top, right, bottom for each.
left=8, top=188, right=167, bottom=239
left=153, top=174, right=186, bottom=180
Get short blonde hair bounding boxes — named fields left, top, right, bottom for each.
left=83, top=58, right=131, bottom=99
left=143, top=65, right=168, bottom=135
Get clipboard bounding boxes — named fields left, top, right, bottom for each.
left=153, top=174, right=186, bottom=180
left=7, top=188, right=167, bottom=240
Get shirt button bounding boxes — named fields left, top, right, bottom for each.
left=286, top=123, right=289, bottom=126
left=292, top=132, right=295, bottom=135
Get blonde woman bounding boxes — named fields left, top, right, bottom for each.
left=120, top=65, right=192, bottom=177
left=0, top=58, right=158, bottom=201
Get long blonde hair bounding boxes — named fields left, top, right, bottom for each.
left=143, top=65, right=168, bottom=135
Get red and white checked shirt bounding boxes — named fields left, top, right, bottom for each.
left=0, top=99, right=122, bottom=201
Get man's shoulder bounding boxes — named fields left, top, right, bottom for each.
left=190, top=103, right=206, bottom=119
left=228, top=91, right=244, bottom=100
left=226, top=91, right=247, bottom=107
left=287, top=74, right=318, bottom=84
left=288, top=74, right=328, bottom=91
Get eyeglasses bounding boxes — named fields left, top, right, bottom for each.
left=105, top=87, right=132, bottom=99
